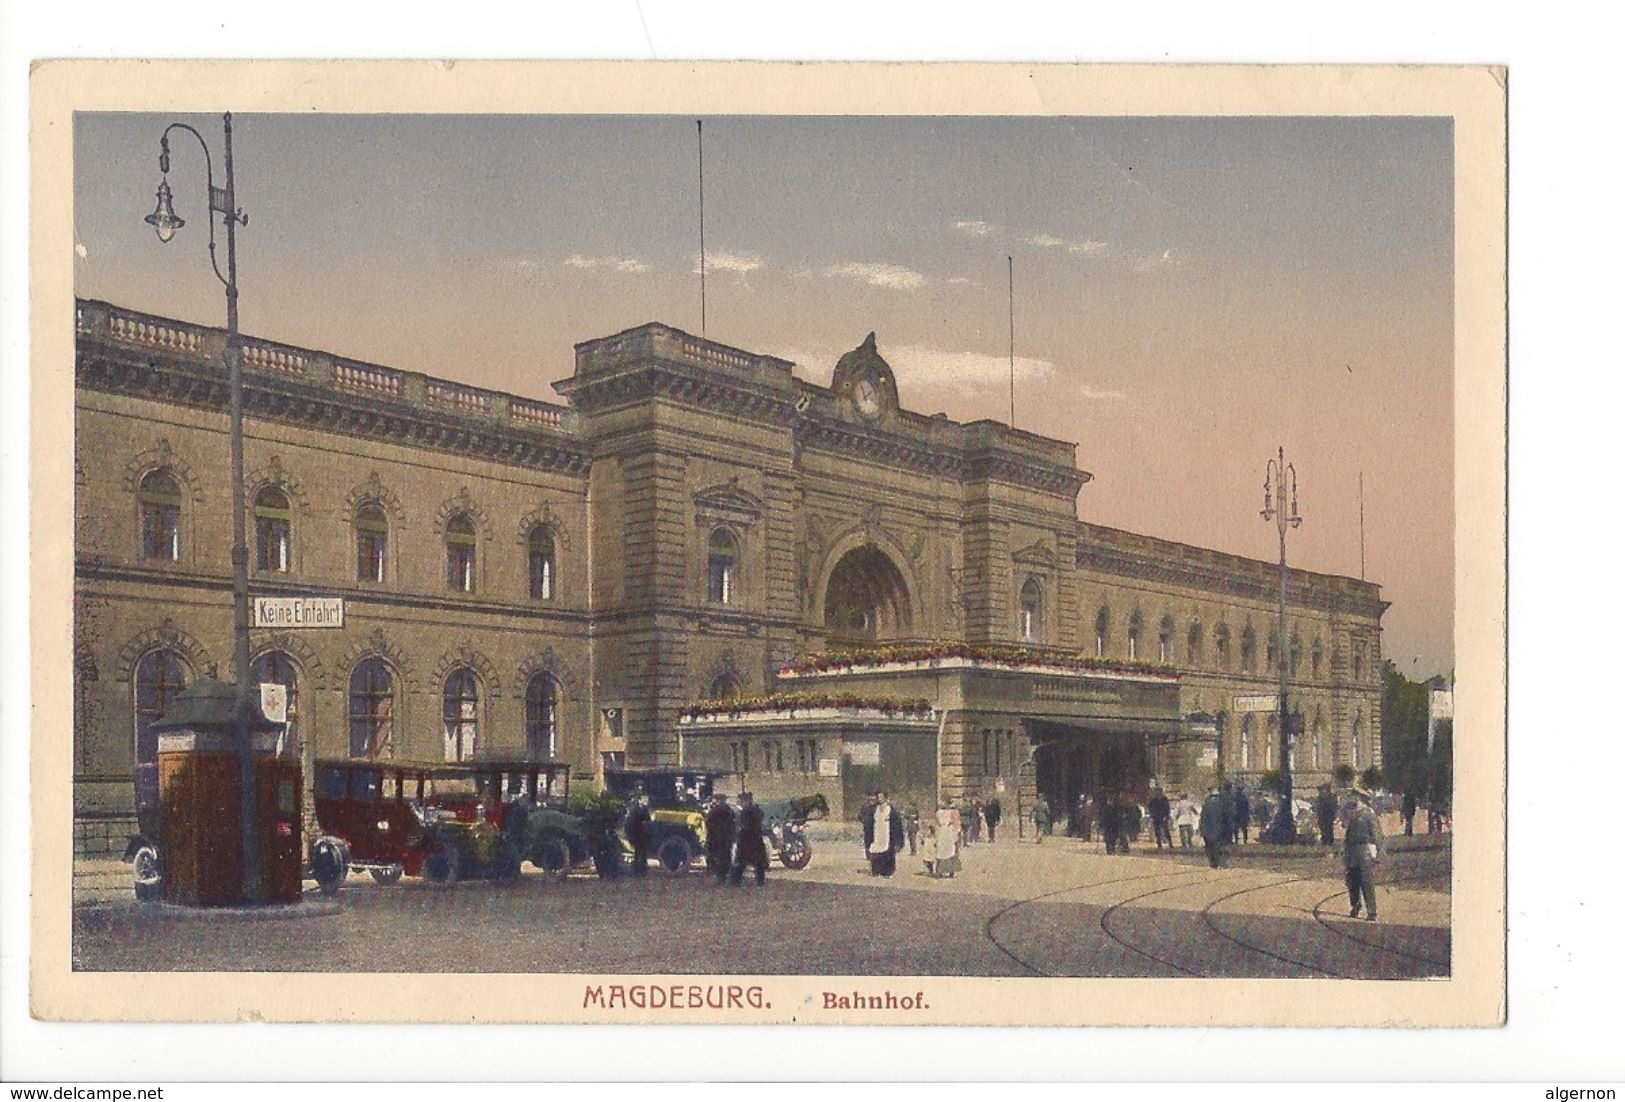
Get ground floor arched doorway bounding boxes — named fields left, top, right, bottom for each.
left=1032, top=726, right=1153, bottom=826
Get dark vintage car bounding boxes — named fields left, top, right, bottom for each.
left=309, top=758, right=581, bottom=890
left=602, top=768, right=736, bottom=874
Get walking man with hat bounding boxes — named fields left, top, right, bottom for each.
left=1343, top=784, right=1384, bottom=921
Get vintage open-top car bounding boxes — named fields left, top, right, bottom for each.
left=310, top=757, right=580, bottom=890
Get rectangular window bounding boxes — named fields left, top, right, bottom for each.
left=256, top=516, right=291, bottom=573
left=141, top=502, right=181, bottom=560
left=708, top=560, right=733, bottom=604
left=357, top=531, right=386, bottom=582
left=448, top=544, right=475, bottom=592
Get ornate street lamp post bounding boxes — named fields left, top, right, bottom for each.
left=145, top=113, right=262, bottom=902
left=1259, top=446, right=1302, bottom=845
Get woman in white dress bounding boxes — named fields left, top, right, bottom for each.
left=934, top=804, right=962, bottom=878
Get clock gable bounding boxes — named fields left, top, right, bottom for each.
left=829, top=332, right=899, bottom=420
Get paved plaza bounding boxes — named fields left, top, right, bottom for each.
left=72, top=828, right=1450, bottom=979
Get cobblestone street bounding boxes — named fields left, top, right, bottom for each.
left=72, top=830, right=1450, bottom=979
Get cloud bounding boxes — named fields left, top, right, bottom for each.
left=1132, top=248, right=1184, bottom=273
left=564, top=254, right=650, bottom=274
left=695, top=250, right=764, bottom=275
left=779, top=341, right=1124, bottom=405
left=1026, top=232, right=1109, bottom=255
left=823, top=261, right=928, bottom=290
left=946, top=276, right=977, bottom=287
left=952, top=219, right=994, bottom=238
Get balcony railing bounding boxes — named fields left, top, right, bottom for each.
left=76, top=299, right=574, bottom=435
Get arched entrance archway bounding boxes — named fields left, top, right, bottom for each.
left=823, top=545, right=912, bottom=646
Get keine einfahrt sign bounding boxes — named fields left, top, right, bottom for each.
left=252, top=596, right=345, bottom=629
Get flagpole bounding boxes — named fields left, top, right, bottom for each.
left=697, top=119, right=707, bottom=336
left=1359, top=470, right=1366, bottom=580
left=1007, top=254, right=1015, bottom=427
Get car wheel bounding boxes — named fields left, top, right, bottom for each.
left=531, top=836, right=571, bottom=881
left=779, top=838, right=812, bottom=870
left=423, top=843, right=461, bottom=886
left=132, top=844, right=162, bottom=902
left=369, top=865, right=404, bottom=885
left=656, top=836, right=692, bottom=874
left=311, top=837, right=349, bottom=895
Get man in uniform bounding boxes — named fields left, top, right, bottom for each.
left=1343, top=784, right=1384, bottom=921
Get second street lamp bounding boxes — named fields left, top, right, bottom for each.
left=145, top=112, right=263, bottom=904
left=1259, top=445, right=1302, bottom=845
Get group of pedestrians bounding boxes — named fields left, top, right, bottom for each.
left=1193, top=780, right=1385, bottom=922
left=698, top=790, right=769, bottom=886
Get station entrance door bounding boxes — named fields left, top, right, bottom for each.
left=1030, top=722, right=1153, bottom=824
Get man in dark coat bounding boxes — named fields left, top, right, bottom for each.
left=984, top=796, right=1002, bottom=843
left=859, top=791, right=878, bottom=856
left=1100, top=796, right=1121, bottom=854
left=730, top=792, right=769, bottom=885
left=1149, top=787, right=1173, bottom=849
left=1233, top=786, right=1251, bottom=845
left=1401, top=791, right=1417, bottom=836
left=1125, top=799, right=1142, bottom=849
left=705, top=793, right=737, bottom=882
left=624, top=793, right=653, bottom=877
left=1199, top=786, right=1232, bottom=868
left=1315, top=783, right=1338, bottom=847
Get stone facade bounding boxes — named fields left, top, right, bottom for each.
left=72, top=299, right=1386, bottom=851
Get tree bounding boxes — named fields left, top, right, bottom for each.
left=1333, top=763, right=1356, bottom=788
left=1380, top=659, right=1431, bottom=796
left=1359, top=765, right=1385, bottom=792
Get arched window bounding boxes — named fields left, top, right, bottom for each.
left=442, top=668, right=479, bottom=761
left=133, top=648, right=188, bottom=809
left=1215, top=623, right=1231, bottom=669
left=707, top=670, right=742, bottom=700
left=528, top=526, right=556, bottom=601
left=138, top=470, right=183, bottom=561
left=1019, top=578, right=1043, bottom=642
left=445, top=513, right=477, bottom=593
left=1312, top=708, right=1325, bottom=770
left=355, top=502, right=388, bottom=583
left=707, top=527, right=738, bottom=604
left=1266, top=630, right=1279, bottom=672
left=1289, top=631, right=1303, bottom=677
left=347, top=658, right=394, bottom=758
left=1312, top=638, right=1324, bottom=679
left=1094, top=607, right=1110, bottom=658
left=1265, top=714, right=1278, bottom=768
left=525, top=672, right=558, bottom=758
left=1241, top=626, right=1257, bottom=672
left=1353, top=643, right=1366, bottom=682
left=1240, top=714, right=1253, bottom=770
left=1158, top=614, right=1175, bottom=664
left=1187, top=620, right=1204, bottom=666
left=250, top=650, right=299, bottom=755
left=1128, top=611, right=1143, bottom=661
left=253, top=486, right=292, bottom=573
left=1351, top=713, right=1364, bottom=767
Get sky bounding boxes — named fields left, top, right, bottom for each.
left=73, top=112, right=1454, bottom=676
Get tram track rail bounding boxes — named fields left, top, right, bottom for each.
left=982, top=849, right=1451, bottom=979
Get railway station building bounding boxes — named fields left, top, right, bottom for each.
left=71, top=299, right=1386, bottom=854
